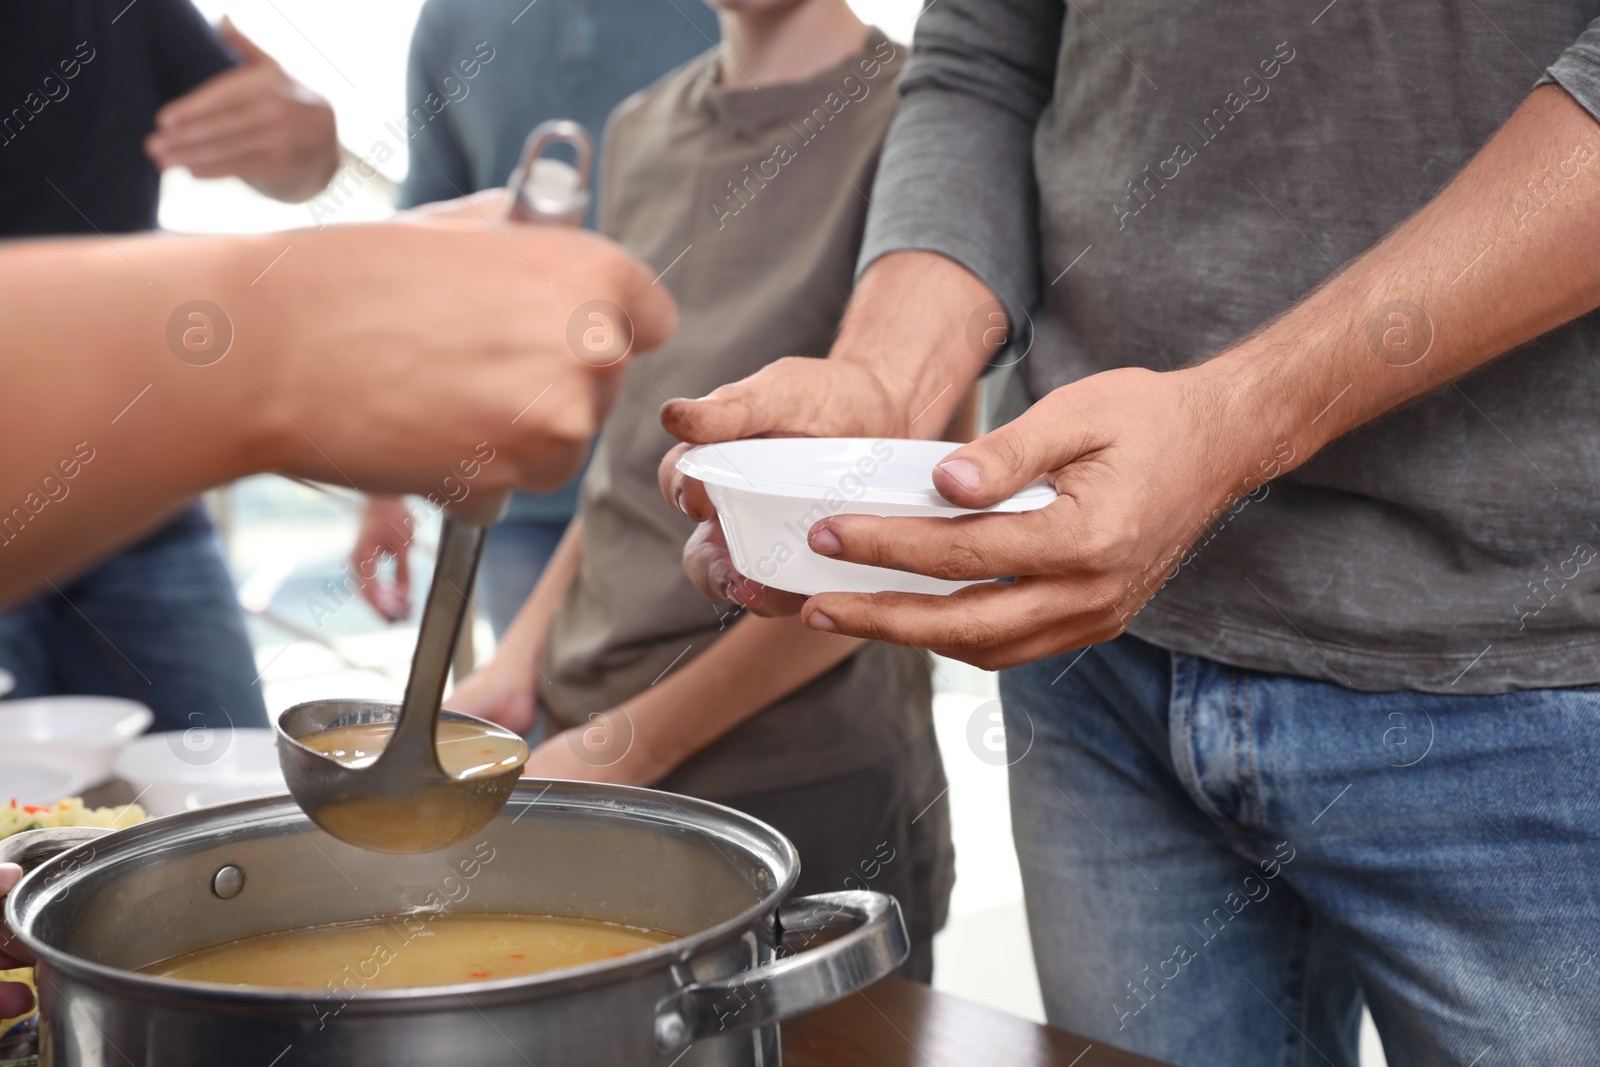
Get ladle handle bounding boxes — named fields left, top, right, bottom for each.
left=385, top=514, right=493, bottom=771
left=383, top=120, right=592, bottom=772
left=506, top=119, right=592, bottom=225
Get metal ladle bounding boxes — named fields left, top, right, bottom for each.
left=275, top=121, right=595, bottom=854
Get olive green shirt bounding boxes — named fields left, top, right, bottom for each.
left=538, top=31, right=931, bottom=798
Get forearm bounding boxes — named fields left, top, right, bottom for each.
left=839, top=0, right=1064, bottom=439
left=832, top=250, right=993, bottom=437
left=1201, top=85, right=1600, bottom=476
left=622, top=615, right=864, bottom=781
left=0, top=234, right=279, bottom=600
left=2, top=216, right=672, bottom=604
left=859, top=0, right=1062, bottom=339
left=494, top=516, right=583, bottom=662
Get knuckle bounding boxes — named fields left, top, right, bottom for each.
left=857, top=533, right=900, bottom=571
left=984, top=427, right=1030, bottom=474
left=944, top=614, right=999, bottom=651
left=841, top=604, right=886, bottom=641
left=1035, top=386, right=1081, bottom=424
left=1077, top=518, right=1141, bottom=569
left=933, top=535, right=989, bottom=580
left=1083, top=574, right=1128, bottom=614
left=1071, top=521, right=1111, bottom=560
left=1024, top=509, right=1073, bottom=569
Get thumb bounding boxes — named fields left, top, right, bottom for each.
left=932, top=388, right=1096, bottom=508
left=659, top=357, right=841, bottom=445
left=219, top=17, right=273, bottom=66
left=660, top=378, right=770, bottom=446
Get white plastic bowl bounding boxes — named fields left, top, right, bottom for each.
left=0, top=760, right=88, bottom=807
left=0, top=696, right=153, bottom=788
left=113, top=727, right=285, bottom=816
left=677, top=438, right=1056, bottom=596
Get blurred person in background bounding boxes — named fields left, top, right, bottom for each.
left=0, top=0, right=339, bottom=732
left=351, top=0, right=718, bottom=632
left=447, top=0, right=955, bottom=981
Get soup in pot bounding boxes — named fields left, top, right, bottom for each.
left=299, top=720, right=528, bottom=779
left=143, top=914, right=674, bottom=989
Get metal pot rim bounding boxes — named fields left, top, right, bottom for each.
left=7, top=780, right=799, bottom=1009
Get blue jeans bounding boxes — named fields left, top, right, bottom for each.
left=476, top=517, right=571, bottom=634
left=1002, top=634, right=1600, bottom=1067
left=0, top=506, right=265, bottom=732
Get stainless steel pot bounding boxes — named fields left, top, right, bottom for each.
left=4, top=782, right=908, bottom=1066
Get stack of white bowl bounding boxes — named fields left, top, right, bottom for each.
left=114, top=728, right=287, bottom=815
left=0, top=695, right=288, bottom=815
left=0, top=696, right=152, bottom=806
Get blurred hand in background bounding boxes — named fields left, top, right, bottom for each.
left=351, top=496, right=415, bottom=623
left=145, top=18, right=339, bottom=204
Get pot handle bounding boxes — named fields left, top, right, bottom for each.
left=651, top=890, right=909, bottom=1054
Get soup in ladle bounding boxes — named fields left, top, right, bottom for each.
left=300, top=720, right=528, bottom=779
left=285, top=716, right=531, bottom=854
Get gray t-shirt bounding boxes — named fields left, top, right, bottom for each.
left=862, top=3, right=1600, bottom=694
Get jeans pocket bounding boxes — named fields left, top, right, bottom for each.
left=1166, top=651, right=1228, bottom=824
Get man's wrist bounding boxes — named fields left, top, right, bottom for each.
left=1192, top=271, right=1438, bottom=485
left=205, top=234, right=299, bottom=478
left=833, top=250, right=993, bottom=436
left=1182, top=339, right=1330, bottom=494
left=131, top=233, right=291, bottom=483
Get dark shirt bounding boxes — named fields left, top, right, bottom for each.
left=863, top=3, right=1600, bottom=694
left=0, top=0, right=232, bottom=552
left=0, top=0, right=234, bottom=237
left=400, top=0, right=718, bottom=524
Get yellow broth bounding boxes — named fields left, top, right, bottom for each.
left=299, top=720, right=527, bottom=780
left=143, top=914, right=674, bottom=989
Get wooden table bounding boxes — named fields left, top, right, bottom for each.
left=782, top=977, right=1171, bottom=1067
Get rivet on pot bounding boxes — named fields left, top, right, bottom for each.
left=212, top=865, right=245, bottom=900
left=653, top=1011, right=689, bottom=1053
